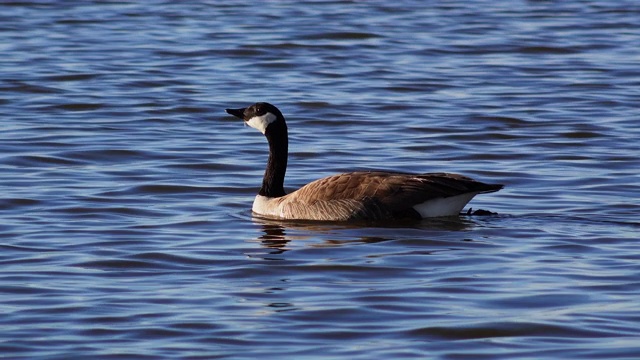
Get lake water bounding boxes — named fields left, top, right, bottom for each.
left=2, top=1, right=639, bottom=358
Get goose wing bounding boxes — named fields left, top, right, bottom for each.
left=277, top=171, right=502, bottom=220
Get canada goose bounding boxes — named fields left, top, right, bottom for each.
left=226, top=102, right=503, bottom=221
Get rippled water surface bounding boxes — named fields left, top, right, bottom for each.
left=2, top=1, right=640, bottom=358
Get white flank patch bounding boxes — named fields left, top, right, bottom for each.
left=413, top=193, right=478, bottom=218
left=246, top=112, right=277, bottom=134
left=252, top=195, right=283, bottom=218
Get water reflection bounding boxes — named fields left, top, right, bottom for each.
left=250, top=214, right=483, bottom=257
left=256, top=224, right=290, bottom=255
left=250, top=220, right=388, bottom=257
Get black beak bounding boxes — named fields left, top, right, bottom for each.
left=225, top=107, right=246, bottom=120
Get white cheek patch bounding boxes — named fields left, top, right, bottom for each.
left=246, top=112, right=277, bottom=134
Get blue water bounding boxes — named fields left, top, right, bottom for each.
left=2, top=1, right=640, bottom=358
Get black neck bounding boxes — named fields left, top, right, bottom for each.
left=259, top=121, right=288, bottom=197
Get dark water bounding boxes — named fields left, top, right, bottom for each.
left=2, top=1, right=640, bottom=358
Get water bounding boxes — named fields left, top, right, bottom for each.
left=1, top=1, right=639, bottom=358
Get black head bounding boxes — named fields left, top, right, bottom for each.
left=225, top=102, right=285, bottom=135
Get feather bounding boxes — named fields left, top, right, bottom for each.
left=254, top=171, right=502, bottom=221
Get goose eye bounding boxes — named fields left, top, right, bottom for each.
left=255, top=105, right=264, bottom=115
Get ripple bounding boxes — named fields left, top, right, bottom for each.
left=45, top=103, right=105, bottom=111
left=483, top=293, right=592, bottom=309
left=0, top=198, right=42, bottom=209
left=299, top=31, right=383, bottom=40
left=0, top=80, right=63, bottom=94
left=43, top=73, right=100, bottom=82
left=55, top=149, right=153, bottom=162
left=99, top=184, right=214, bottom=196
left=72, top=259, right=167, bottom=271
left=517, top=45, right=583, bottom=54
left=3, top=154, right=86, bottom=166
left=405, top=321, right=618, bottom=340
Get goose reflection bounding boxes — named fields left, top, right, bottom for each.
left=251, top=220, right=390, bottom=257
left=257, top=223, right=291, bottom=255
left=251, top=215, right=479, bottom=257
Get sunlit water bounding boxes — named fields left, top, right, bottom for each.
left=2, top=1, right=639, bottom=359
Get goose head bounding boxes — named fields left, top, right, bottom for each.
left=226, top=102, right=286, bottom=135
left=225, top=102, right=289, bottom=198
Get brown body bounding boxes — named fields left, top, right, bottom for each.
left=253, top=171, right=502, bottom=221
